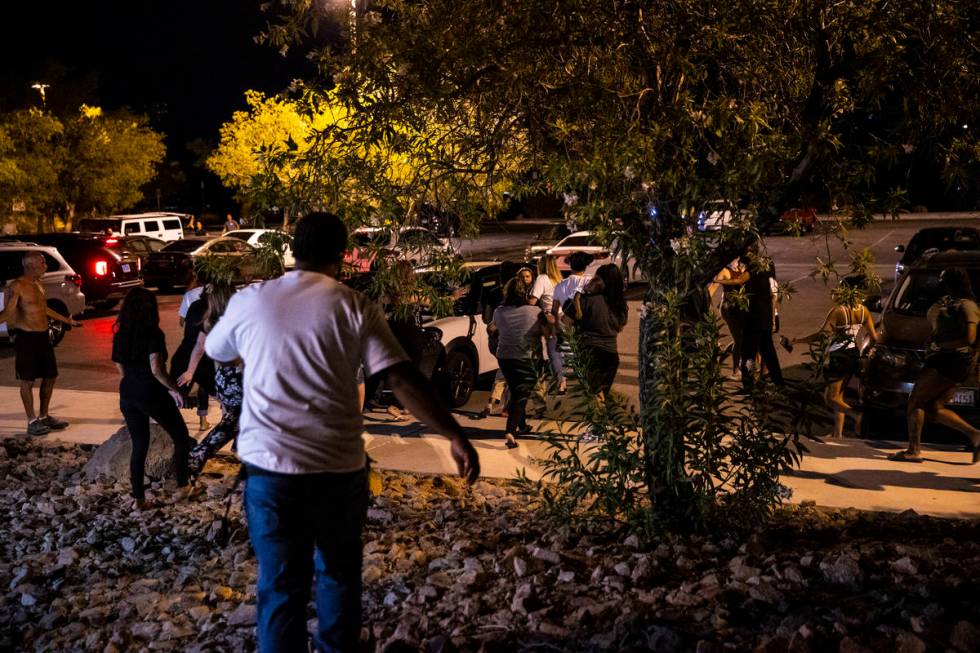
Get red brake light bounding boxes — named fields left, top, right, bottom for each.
left=65, top=274, right=82, bottom=288
left=105, top=238, right=118, bottom=245
left=94, top=260, right=109, bottom=276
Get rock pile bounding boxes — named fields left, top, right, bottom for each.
left=1, top=437, right=978, bottom=652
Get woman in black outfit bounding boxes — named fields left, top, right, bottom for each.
left=571, top=263, right=629, bottom=397
left=112, top=288, right=192, bottom=509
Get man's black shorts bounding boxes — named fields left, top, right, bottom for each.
left=14, top=330, right=58, bottom=380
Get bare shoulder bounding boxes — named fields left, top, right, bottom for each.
left=4, top=278, right=27, bottom=295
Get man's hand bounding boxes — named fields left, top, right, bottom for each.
left=176, top=371, right=194, bottom=387
left=450, top=437, right=480, bottom=484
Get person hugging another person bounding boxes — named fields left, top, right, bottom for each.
left=550, top=251, right=595, bottom=394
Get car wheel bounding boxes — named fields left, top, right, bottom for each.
left=444, top=349, right=476, bottom=407
left=156, top=282, right=173, bottom=293
left=46, top=302, right=68, bottom=347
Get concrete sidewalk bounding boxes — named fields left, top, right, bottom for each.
left=2, top=386, right=977, bottom=518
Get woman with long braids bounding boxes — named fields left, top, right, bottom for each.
left=177, top=282, right=243, bottom=475
left=112, top=288, right=192, bottom=509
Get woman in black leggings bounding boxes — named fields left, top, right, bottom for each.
left=112, top=288, right=192, bottom=509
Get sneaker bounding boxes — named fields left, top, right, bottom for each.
left=41, top=415, right=69, bottom=430
left=27, top=419, right=51, bottom=436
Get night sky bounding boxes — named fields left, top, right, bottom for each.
left=3, top=1, right=316, bottom=211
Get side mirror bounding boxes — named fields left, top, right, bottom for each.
left=894, top=244, right=905, bottom=253
left=864, top=295, right=884, bottom=313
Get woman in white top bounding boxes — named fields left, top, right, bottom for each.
left=530, top=255, right=563, bottom=390
left=781, top=277, right=877, bottom=438
left=549, top=252, right=595, bottom=394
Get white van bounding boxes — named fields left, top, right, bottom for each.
left=77, top=212, right=186, bottom=242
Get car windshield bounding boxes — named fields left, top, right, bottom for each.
left=161, top=240, right=204, bottom=253
left=906, top=230, right=980, bottom=260
left=892, top=268, right=980, bottom=316
left=78, top=218, right=122, bottom=233
left=556, top=234, right=600, bottom=248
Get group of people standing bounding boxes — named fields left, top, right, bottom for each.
left=486, top=252, right=629, bottom=447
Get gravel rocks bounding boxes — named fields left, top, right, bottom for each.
left=1, top=438, right=978, bottom=652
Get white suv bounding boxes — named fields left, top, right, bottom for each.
left=0, top=242, right=86, bottom=346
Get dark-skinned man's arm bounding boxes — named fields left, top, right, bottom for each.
left=383, top=361, right=480, bottom=484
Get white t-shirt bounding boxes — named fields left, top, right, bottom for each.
left=178, top=286, right=204, bottom=319
left=552, top=274, right=591, bottom=315
left=530, top=275, right=557, bottom=312
left=205, top=270, right=408, bottom=474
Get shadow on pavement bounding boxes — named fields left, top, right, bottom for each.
left=788, top=467, right=980, bottom=492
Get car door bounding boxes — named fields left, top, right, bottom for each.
left=471, top=267, right=503, bottom=374
left=124, top=238, right=149, bottom=272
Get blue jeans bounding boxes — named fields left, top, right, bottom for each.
left=244, top=465, right=368, bottom=653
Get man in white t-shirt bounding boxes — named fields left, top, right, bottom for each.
left=205, top=212, right=479, bottom=652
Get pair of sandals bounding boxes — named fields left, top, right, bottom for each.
left=889, top=443, right=980, bottom=464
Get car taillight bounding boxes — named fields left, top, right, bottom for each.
left=105, top=238, right=118, bottom=245
left=65, top=274, right=82, bottom=288
left=94, top=260, right=109, bottom=276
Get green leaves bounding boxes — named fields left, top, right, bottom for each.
left=0, top=106, right=164, bottom=230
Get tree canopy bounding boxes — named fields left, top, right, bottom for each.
left=255, top=0, right=980, bottom=528
left=0, top=106, right=165, bottom=231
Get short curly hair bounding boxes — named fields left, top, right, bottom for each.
left=292, top=212, right=348, bottom=265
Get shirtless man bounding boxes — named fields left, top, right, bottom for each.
left=0, top=252, right=81, bottom=435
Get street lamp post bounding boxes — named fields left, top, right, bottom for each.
left=30, top=83, right=50, bottom=110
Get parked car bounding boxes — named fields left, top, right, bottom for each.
left=0, top=242, right=86, bottom=346
left=344, top=226, right=457, bottom=274
left=893, top=227, right=980, bottom=281
left=417, top=261, right=517, bottom=406
left=77, top=212, right=186, bottom=242
left=142, top=237, right=261, bottom=291
left=5, top=233, right=142, bottom=309
left=544, top=231, right=646, bottom=284
left=761, top=207, right=818, bottom=234
left=97, top=234, right=166, bottom=273
left=860, top=250, right=980, bottom=435
left=223, top=229, right=296, bottom=269
left=524, top=223, right=572, bottom=263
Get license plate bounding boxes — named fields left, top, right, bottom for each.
left=949, top=388, right=976, bottom=406
left=121, top=264, right=131, bottom=272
